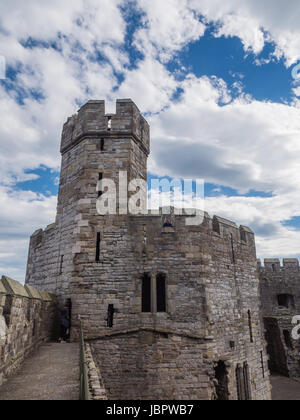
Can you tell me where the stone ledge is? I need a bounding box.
[1,276,29,298]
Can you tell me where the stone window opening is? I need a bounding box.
[240,229,246,242]
[230,234,235,264]
[3,295,13,328]
[243,362,251,400]
[141,273,151,313]
[272,264,276,272]
[95,232,101,262]
[59,255,64,275]
[212,218,220,234]
[26,300,32,322]
[141,273,167,313]
[236,362,251,400]
[156,273,166,313]
[100,138,105,151]
[283,330,293,350]
[248,310,254,343]
[277,294,294,309]
[260,351,265,378]
[214,361,229,400]
[98,172,103,198]
[107,304,115,328]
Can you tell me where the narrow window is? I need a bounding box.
[236,365,243,401]
[142,273,151,313]
[212,217,220,234]
[248,310,254,343]
[260,351,265,378]
[240,229,246,242]
[100,138,104,151]
[236,363,251,400]
[59,255,64,275]
[272,264,276,272]
[107,304,115,328]
[283,330,293,350]
[26,300,31,322]
[98,173,103,198]
[230,234,235,264]
[156,273,166,312]
[95,232,101,262]
[243,362,251,400]
[3,295,13,327]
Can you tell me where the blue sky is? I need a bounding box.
[1,0,300,281]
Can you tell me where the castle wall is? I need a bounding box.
[259,259,300,380]
[204,220,270,400]
[259,259,300,316]
[76,214,270,400]
[25,99,271,400]
[0,276,57,386]
[26,224,60,294]
[90,331,214,400]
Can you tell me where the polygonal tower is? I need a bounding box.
[26,98,149,301]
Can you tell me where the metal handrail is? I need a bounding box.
[79,321,91,400]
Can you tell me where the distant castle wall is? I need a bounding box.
[258,258,300,316]
[258,259,300,380]
[0,276,57,386]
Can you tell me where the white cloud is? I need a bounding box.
[134,0,206,61]
[0,185,57,282]
[115,57,177,113]
[1,0,300,280]
[189,0,300,65]
[149,75,300,195]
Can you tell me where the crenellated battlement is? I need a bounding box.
[152,211,255,243]
[60,99,150,155]
[257,258,300,272]
[0,276,57,385]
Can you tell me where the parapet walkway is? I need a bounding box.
[271,375,300,400]
[0,342,79,400]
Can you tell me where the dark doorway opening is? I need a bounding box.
[214,361,229,400]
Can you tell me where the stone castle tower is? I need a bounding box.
[26,99,271,400]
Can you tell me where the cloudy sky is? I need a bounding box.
[1,0,300,281]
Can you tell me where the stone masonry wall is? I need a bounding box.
[90,330,215,400]
[0,276,57,386]
[259,259,300,380]
[83,213,270,400]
